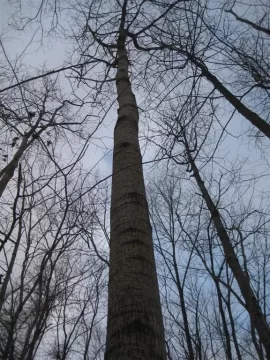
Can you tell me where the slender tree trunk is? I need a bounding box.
[225,286,242,360]
[0,135,29,199]
[225,9,270,36]
[0,166,23,312]
[184,138,270,358]
[189,56,270,138]
[214,280,233,359]
[208,234,232,359]
[171,243,194,359]
[129,34,270,138]
[105,16,166,360]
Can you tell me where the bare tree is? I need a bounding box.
[0,146,109,359]
[1,1,270,360]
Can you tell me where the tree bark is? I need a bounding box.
[184,140,270,358]
[105,21,166,360]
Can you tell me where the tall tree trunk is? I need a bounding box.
[105,12,166,360]
[183,136,270,358]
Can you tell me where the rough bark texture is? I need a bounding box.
[105,28,166,360]
[185,143,270,358]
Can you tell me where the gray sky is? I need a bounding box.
[0,0,269,208]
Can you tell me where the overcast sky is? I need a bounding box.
[0,0,269,200]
